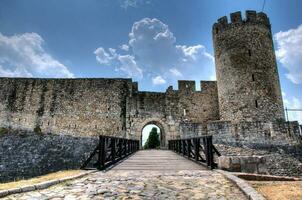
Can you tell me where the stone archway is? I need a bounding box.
[137,118,169,149]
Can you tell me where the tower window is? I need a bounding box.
[215,27,219,34]
[255,100,258,108]
[248,50,251,57]
[252,74,255,81]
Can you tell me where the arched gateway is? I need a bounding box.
[131,118,170,149]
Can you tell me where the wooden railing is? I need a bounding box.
[168,135,221,169]
[81,135,139,170]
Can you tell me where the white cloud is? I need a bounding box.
[0,32,74,78]
[121,0,143,9]
[94,47,115,65]
[94,17,214,84]
[128,18,214,79]
[152,75,166,85]
[169,68,183,77]
[118,55,143,79]
[283,93,302,124]
[210,73,216,81]
[0,65,32,77]
[108,48,118,57]
[275,24,302,84]
[120,44,129,51]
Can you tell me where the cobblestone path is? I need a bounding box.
[4,150,247,200]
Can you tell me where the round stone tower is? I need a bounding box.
[212,10,284,122]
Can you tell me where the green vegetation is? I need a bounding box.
[0,127,9,136]
[34,125,42,134]
[144,127,160,149]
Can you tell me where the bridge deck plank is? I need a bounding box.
[111,150,206,171]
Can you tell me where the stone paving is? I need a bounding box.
[3,150,247,200]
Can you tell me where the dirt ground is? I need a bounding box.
[0,170,82,190]
[249,181,302,200]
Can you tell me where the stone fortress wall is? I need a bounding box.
[0,78,219,141]
[0,10,302,182]
[0,78,133,137]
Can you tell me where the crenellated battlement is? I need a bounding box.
[213,10,270,35]
[178,80,196,92]
[177,80,217,94]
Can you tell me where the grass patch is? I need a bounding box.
[0,127,9,136]
[249,181,302,200]
[0,170,83,191]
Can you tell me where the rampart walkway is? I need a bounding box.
[4,150,247,199]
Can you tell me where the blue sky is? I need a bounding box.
[0,0,301,122]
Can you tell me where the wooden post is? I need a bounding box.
[118,138,122,158]
[194,138,200,162]
[203,137,209,167]
[123,139,127,157]
[207,136,214,169]
[98,136,106,170]
[182,140,186,156]
[187,139,191,158]
[111,138,116,163]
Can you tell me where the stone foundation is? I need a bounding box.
[0,130,98,183]
[218,156,268,174]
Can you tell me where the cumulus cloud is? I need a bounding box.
[118,55,143,79]
[152,76,166,85]
[128,18,214,80]
[94,17,214,85]
[120,44,129,51]
[0,32,74,78]
[94,47,115,65]
[282,92,302,124]
[275,24,302,84]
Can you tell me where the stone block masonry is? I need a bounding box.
[218,156,268,174]
[0,78,220,145]
[0,78,133,137]
[213,11,284,122]
[0,130,98,183]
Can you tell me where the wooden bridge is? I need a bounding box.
[81,135,221,171]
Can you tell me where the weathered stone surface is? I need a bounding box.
[216,143,302,177]
[0,131,98,182]
[0,78,219,146]
[213,11,284,122]
[218,156,268,174]
[2,170,248,200]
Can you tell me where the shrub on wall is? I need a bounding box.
[144,127,160,149]
[34,125,42,134]
[0,127,9,136]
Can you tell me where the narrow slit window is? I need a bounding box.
[255,100,258,108]
[252,74,255,81]
[248,49,251,57]
[215,28,219,34]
